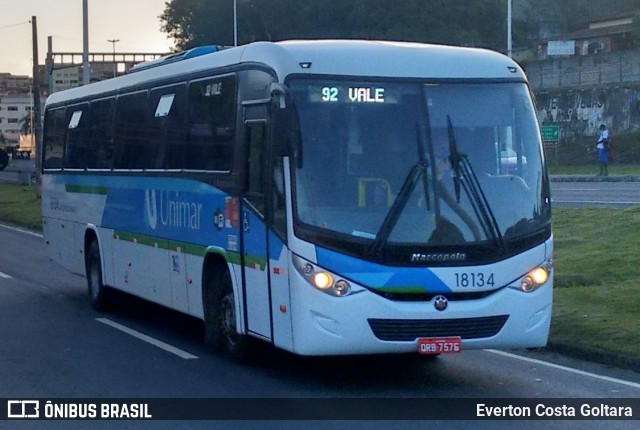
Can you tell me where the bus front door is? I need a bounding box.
[241,113,273,341]
[241,101,293,350]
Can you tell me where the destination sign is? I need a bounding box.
[310,85,394,104]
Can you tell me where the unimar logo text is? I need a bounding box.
[145,189,202,231]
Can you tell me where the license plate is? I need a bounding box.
[417,337,462,354]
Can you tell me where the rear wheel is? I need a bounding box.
[86,241,110,310]
[204,270,252,362]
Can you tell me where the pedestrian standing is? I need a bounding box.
[596,124,609,176]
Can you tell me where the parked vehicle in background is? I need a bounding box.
[500,147,527,174]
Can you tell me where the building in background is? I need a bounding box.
[50,67,80,93]
[538,10,640,59]
[0,74,41,156]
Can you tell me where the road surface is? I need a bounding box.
[0,223,639,429]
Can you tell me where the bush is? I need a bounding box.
[545,131,640,166]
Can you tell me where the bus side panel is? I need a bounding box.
[42,218,87,277]
[269,235,293,351]
[183,252,205,318]
[42,174,112,276]
[95,226,116,288]
[110,233,173,308]
[169,244,190,315]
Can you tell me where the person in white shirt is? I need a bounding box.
[596,124,609,176]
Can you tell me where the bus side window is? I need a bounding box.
[150,84,187,169]
[245,122,266,215]
[88,98,115,169]
[64,104,90,169]
[113,91,152,169]
[187,75,236,171]
[43,108,66,170]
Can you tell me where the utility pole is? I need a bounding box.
[31,16,42,187]
[507,0,512,58]
[233,0,238,46]
[46,36,53,94]
[108,38,120,77]
[82,0,90,85]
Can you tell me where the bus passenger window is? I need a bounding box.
[113,91,152,169]
[88,98,115,169]
[64,105,90,169]
[43,108,66,170]
[187,75,236,171]
[150,85,187,169]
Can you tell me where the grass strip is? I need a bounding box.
[0,183,42,230]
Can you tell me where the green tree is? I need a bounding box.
[160,0,234,49]
[160,0,514,52]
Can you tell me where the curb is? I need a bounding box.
[545,342,640,373]
[550,175,640,182]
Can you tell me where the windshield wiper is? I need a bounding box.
[368,122,433,256]
[369,161,427,256]
[416,124,431,211]
[446,116,506,252]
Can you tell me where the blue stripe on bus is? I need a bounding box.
[53,174,285,262]
[56,175,233,247]
[316,247,452,294]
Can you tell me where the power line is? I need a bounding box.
[0,21,29,30]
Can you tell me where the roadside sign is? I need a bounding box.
[541,125,559,147]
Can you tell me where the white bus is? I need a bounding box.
[41,40,553,360]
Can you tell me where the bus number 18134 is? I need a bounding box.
[454,272,495,288]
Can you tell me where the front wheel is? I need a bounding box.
[204,270,252,362]
[86,241,110,310]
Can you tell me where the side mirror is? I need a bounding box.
[269,83,299,159]
[271,107,294,157]
[270,83,287,109]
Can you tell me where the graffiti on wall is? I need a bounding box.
[536,87,640,138]
[537,92,608,136]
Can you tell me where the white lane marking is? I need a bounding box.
[487,349,640,390]
[0,223,43,238]
[96,318,198,360]
[0,271,12,279]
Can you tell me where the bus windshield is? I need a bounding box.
[290,79,550,264]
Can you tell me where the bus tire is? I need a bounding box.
[204,270,251,362]
[86,241,110,310]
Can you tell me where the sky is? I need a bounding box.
[0,0,174,76]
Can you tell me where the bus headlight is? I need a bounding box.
[293,255,352,297]
[514,260,552,293]
[313,272,334,290]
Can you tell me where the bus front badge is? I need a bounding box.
[433,295,448,311]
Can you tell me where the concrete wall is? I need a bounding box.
[525,50,640,92]
[524,50,640,139]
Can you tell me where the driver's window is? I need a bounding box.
[245,122,266,215]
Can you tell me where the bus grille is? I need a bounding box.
[367,315,509,341]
